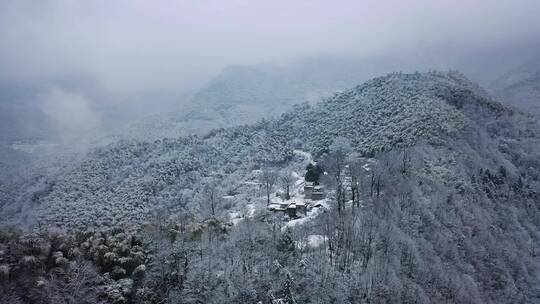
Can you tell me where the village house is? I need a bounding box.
[268,200,306,218]
[286,203,297,218]
[304,181,314,199]
[311,185,325,200]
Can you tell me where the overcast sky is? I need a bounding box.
[1,0,539,94]
[1,0,540,143]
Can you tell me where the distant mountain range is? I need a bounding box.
[117,56,432,140]
[491,57,540,115]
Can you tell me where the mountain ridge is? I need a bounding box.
[491,57,540,115]
[4,70,540,303]
[28,71,539,229]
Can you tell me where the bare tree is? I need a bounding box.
[399,147,412,175]
[280,170,294,200]
[370,152,394,199]
[348,153,364,208]
[260,168,278,206]
[322,137,352,213]
[199,177,221,218]
[40,262,102,304]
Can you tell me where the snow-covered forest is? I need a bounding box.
[2,70,540,303]
[2,1,540,303]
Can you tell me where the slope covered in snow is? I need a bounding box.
[30,71,537,228]
[118,57,405,141]
[6,71,540,303]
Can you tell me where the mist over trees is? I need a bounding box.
[2,1,540,303]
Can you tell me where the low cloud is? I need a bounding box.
[40,88,102,144]
[1,0,539,141]
[1,1,540,94]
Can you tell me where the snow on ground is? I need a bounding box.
[243,181,260,186]
[228,202,260,225]
[296,234,328,250]
[282,198,330,232]
[11,141,59,153]
[246,204,256,217]
[229,149,333,228]
[360,158,377,172]
[293,149,313,164]
[228,211,242,225]
[307,235,327,248]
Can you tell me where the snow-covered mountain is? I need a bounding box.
[491,58,540,115]
[118,56,420,140]
[30,71,538,225]
[4,71,540,303]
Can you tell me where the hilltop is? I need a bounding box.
[30,71,538,228]
[117,56,400,141]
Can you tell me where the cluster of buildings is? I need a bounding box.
[267,181,325,218]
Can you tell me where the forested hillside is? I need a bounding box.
[33,71,478,228]
[118,57,388,141]
[2,71,540,303]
